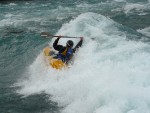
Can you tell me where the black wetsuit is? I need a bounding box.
[53,38,83,54]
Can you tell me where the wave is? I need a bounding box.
[16,12,150,113]
[137,27,150,37]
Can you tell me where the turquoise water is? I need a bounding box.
[0,0,150,113]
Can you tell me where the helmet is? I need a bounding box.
[66,40,74,47]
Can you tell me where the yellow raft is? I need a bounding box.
[43,47,66,69]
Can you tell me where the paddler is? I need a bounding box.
[53,36,83,64]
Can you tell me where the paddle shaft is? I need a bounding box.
[53,35,80,38]
[41,32,94,40]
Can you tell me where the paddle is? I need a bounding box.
[40,32,95,40]
[41,32,81,38]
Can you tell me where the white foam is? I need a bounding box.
[137,27,150,37]
[9,3,17,6]
[16,13,150,113]
[138,12,148,15]
[123,3,146,14]
[0,13,42,29]
[113,0,126,2]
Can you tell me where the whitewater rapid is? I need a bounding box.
[16,13,150,113]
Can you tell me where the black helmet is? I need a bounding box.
[66,40,74,47]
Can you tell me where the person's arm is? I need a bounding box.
[53,37,63,51]
[73,37,83,53]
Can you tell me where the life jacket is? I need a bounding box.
[57,47,73,63]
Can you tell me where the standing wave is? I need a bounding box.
[16,13,150,113]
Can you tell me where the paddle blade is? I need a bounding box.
[40,32,53,38]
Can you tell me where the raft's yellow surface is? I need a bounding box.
[43,47,66,69]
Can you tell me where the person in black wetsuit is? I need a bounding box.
[53,36,83,64]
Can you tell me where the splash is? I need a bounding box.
[123,3,149,14]
[16,13,150,113]
[137,27,150,37]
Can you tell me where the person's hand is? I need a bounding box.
[80,37,83,40]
